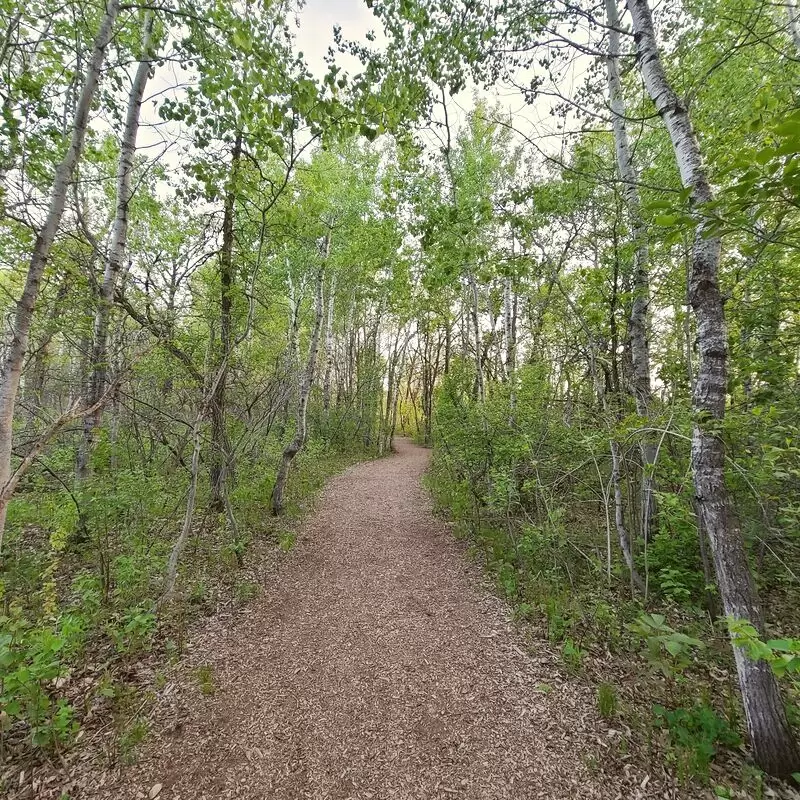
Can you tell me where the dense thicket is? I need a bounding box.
[1,0,799,790]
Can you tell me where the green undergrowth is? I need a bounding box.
[0,431,369,766]
[426,362,800,792]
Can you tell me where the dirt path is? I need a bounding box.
[86,439,670,799]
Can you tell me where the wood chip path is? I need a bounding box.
[85,438,676,799]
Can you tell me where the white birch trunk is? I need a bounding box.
[271,239,328,514]
[606,0,656,540]
[78,10,154,481]
[0,0,120,553]
[627,0,799,776]
[787,0,800,54]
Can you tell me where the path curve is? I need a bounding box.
[89,439,668,799]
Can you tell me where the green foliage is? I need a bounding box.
[629,614,705,677]
[107,607,157,656]
[653,703,741,781]
[234,581,260,603]
[597,683,617,720]
[118,718,149,765]
[194,664,216,696]
[561,638,584,672]
[729,619,800,684]
[0,610,78,748]
[278,531,297,553]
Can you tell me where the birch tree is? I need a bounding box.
[605,0,657,541]
[78,9,155,481]
[626,0,799,776]
[0,0,120,551]
[271,243,327,515]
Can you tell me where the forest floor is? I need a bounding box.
[66,438,683,799]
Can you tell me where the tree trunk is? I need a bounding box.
[78,9,154,482]
[271,242,327,515]
[210,133,242,511]
[24,277,71,423]
[0,0,120,554]
[504,275,518,413]
[606,0,657,540]
[611,439,645,593]
[787,0,800,54]
[468,273,484,402]
[322,273,337,413]
[628,0,799,777]
[160,407,203,605]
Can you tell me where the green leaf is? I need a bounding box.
[654,215,678,227]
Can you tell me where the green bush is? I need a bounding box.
[0,610,80,748]
[653,703,741,781]
[597,683,617,719]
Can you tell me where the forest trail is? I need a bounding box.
[89,439,666,800]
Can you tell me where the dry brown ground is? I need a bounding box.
[77,438,683,800]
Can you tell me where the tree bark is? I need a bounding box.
[322,273,337,413]
[787,0,800,54]
[160,407,203,605]
[627,0,799,777]
[606,0,657,540]
[210,133,242,511]
[78,9,154,482]
[271,241,327,515]
[0,0,120,553]
[468,273,484,402]
[611,439,645,593]
[24,277,71,423]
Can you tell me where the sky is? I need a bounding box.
[294,0,378,78]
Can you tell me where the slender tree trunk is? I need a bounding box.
[160,407,203,605]
[611,439,645,593]
[271,241,327,515]
[78,9,154,481]
[606,0,657,540]
[345,300,355,405]
[444,320,451,375]
[0,0,120,553]
[787,0,800,54]
[24,277,71,423]
[468,273,484,402]
[504,275,518,413]
[210,133,242,511]
[628,0,799,777]
[322,273,337,413]
[289,272,301,366]
[378,329,399,456]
